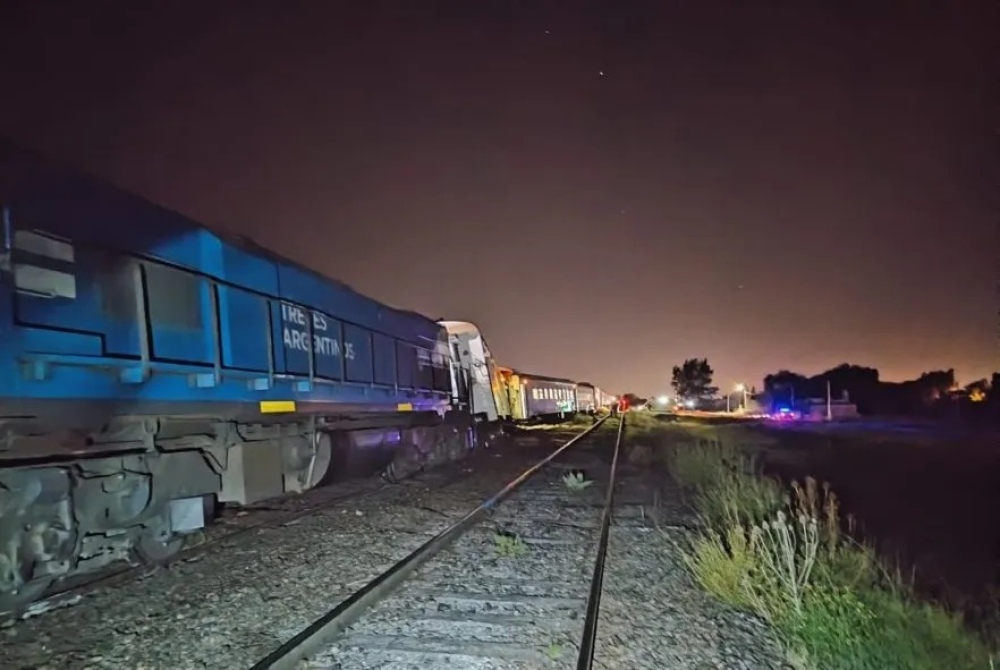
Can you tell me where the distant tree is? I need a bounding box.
[763,370,809,397]
[760,363,974,416]
[670,358,718,399]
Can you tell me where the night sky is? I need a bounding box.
[0,2,995,396]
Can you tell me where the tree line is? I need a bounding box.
[763,364,1000,421]
[652,358,1000,423]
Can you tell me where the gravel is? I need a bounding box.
[0,442,535,670]
[308,435,791,670]
[593,475,792,669]
[310,452,610,670]
[0,425,792,670]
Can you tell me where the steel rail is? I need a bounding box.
[576,413,625,669]
[248,416,610,670]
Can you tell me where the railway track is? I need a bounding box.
[249,415,638,670]
[2,449,481,625]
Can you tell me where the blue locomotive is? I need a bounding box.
[0,142,612,613]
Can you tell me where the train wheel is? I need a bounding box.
[0,553,54,615]
[304,432,334,489]
[132,531,186,565]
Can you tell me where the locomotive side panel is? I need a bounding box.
[0,143,467,613]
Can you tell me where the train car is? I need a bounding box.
[505,371,578,420]
[575,382,597,414]
[593,386,617,409]
[439,320,511,424]
[496,366,524,420]
[0,142,477,611]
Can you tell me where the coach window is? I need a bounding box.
[144,261,202,330]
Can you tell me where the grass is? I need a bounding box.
[656,420,995,669]
[494,530,528,558]
[562,471,593,491]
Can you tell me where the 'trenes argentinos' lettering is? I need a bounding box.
[280,303,355,360]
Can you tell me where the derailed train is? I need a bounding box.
[0,143,616,612]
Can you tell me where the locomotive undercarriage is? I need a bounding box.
[0,413,474,614]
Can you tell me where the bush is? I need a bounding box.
[672,430,994,669]
[664,436,784,529]
[665,438,738,491]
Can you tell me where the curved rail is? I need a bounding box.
[249,416,610,670]
[576,413,625,668]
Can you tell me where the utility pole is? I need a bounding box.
[826,379,832,421]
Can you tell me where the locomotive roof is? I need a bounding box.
[0,138,440,330]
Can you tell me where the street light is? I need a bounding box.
[728,383,749,413]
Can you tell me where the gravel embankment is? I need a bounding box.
[0,438,543,670]
[308,434,791,669]
[314,452,611,669]
[594,472,791,669]
[1,425,791,669]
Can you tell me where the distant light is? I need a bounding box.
[685,400,696,408]
[656,395,669,406]
[598,70,605,76]
[735,383,745,392]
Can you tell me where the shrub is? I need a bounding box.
[673,430,995,669]
[696,467,785,531]
[664,438,739,491]
[685,522,757,610]
[664,436,785,529]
